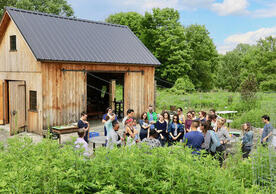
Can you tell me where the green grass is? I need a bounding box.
[156,89,276,129]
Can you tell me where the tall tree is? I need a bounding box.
[185,24,218,91]
[105,12,144,38]
[142,8,192,83]
[0,0,74,17]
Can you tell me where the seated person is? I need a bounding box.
[185,111,193,132]
[74,128,91,157]
[107,120,124,149]
[77,112,89,143]
[184,120,204,154]
[141,129,161,148]
[168,114,184,145]
[125,118,139,146]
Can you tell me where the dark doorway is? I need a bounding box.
[86,72,124,120]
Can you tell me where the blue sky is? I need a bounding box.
[68,0,276,54]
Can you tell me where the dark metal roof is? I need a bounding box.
[5,7,160,65]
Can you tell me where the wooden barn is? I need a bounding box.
[0,7,160,135]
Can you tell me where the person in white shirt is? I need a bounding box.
[74,128,91,157]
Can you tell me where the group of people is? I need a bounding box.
[75,105,274,162]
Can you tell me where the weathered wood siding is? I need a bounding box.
[0,14,42,134]
[41,63,155,128]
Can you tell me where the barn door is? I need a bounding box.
[9,81,26,135]
[0,80,4,125]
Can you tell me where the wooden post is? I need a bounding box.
[0,80,3,125]
[154,80,157,111]
[109,80,116,110]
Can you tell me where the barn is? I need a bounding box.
[0,7,160,135]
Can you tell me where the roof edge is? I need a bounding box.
[5,6,128,29]
[38,58,160,66]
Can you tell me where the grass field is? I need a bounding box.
[156,89,276,129]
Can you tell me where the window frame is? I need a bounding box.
[9,35,17,51]
[29,90,37,112]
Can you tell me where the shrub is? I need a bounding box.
[170,76,195,95]
[0,138,270,193]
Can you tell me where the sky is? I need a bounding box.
[68,0,276,54]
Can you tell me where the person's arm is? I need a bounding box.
[176,124,184,139]
[263,131,273,142]
[223,128,231,144]
[168,124,174,138]
[126,126,135,138]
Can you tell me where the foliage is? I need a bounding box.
[106,12,144,38]
[185,24,218,91]
[217,37,276,92]
[0,138,270,193]
[0,0,74,17]
[106,8,217,91]
[170,76,195,94]
[239,74,258,102]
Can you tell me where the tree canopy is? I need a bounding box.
[106,8,218,91]
[0,0,74,17]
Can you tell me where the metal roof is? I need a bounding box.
[5,7,160,65]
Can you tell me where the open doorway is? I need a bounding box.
[86,72,124,120]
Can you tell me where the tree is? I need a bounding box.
[0,0,74,17]
[185,24,218,91]
[105,12,144,38]
[142,8,192,83]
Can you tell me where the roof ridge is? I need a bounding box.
[5,6,128,28]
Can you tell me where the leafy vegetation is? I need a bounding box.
[0,137,273,193]
[0,0,74,17]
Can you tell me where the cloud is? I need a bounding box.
[211,0,249,16]
[217,26,276,54]
[252,3,276,18]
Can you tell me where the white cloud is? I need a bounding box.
[218,26,276,54]
[252,3,276,18]
[211,0,249,16]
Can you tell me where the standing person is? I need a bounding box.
[74,128,91,157]
[155,114,167,146]
[241,122,254,158]
[102,107,117,136]
[139,112,151,141]
[147,105,157,130]
[198,111,206,122]
[215,118,231,151]
[104,114,116,137]
[261,115,273,145]
[168,114,184,145]
[209,109,221,119]
[122,109,134,127]
[185,111,193,132]
[183,120,204,154]
[107,120,124,149]
[141,130,161,148]
[177,107,185,124]
[77,112,89,143]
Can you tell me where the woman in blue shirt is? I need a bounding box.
[168,114,184,146]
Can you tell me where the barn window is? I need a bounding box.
[30,91,37,111]
[10,35,17,51]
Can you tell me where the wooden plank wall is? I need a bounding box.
[0,81,3,124]
[42,64,86,129]
[0,16,42,134]
[42,63,155,128]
